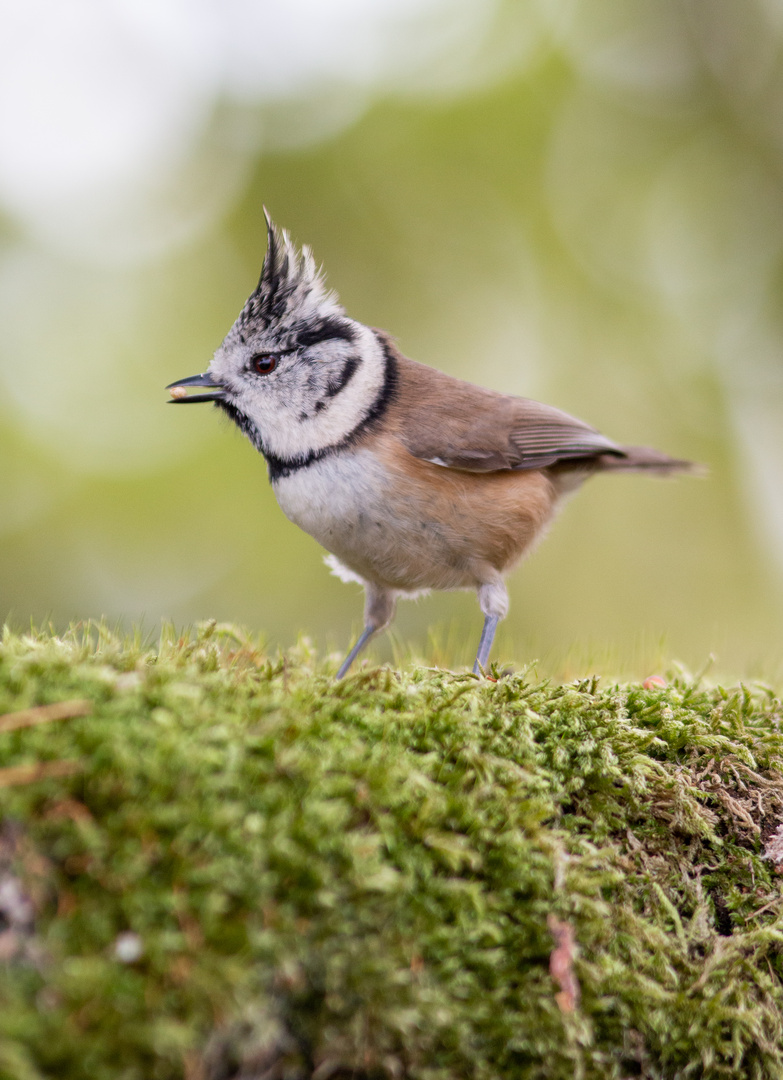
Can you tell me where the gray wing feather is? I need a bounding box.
[407,399,622,473]
[506,406,622,469]
[392,352,624,473]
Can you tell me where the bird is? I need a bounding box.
[167,213,694,678]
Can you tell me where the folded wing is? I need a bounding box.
[393,353,624,473]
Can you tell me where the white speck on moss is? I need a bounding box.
[114,931,144,963]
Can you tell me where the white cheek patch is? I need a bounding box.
[243,327,387,460]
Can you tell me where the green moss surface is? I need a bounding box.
[0,623,782,1079]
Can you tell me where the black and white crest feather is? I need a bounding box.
[237,212,343,336]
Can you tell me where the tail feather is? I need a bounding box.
[597,446,702,476]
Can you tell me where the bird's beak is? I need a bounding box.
[166,372,226,404]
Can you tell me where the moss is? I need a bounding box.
[0,622,781,1079]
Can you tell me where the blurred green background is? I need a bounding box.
[1,0,782,680]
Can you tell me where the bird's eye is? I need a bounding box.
[252,353,277,375]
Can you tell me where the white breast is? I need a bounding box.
[273,449,389,562]
[272,447,479,593]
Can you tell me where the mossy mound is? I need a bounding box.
[0,623,782,1080]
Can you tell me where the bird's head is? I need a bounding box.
[167,213,389,467]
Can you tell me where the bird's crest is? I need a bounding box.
[237,211,342,334]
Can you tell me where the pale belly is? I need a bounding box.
[272,450,468,591]
[272,445,559,593]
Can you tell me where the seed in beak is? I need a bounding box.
[169,386,189,399]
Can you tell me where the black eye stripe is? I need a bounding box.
[296,317,355,348]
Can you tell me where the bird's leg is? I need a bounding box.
[336,627,376,679]
[473,614,500,675]
[473,577,509,676]
[336,584,397,679]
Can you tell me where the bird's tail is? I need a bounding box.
[597,446,703,476]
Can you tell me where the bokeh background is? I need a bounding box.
[2,0,782,680]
